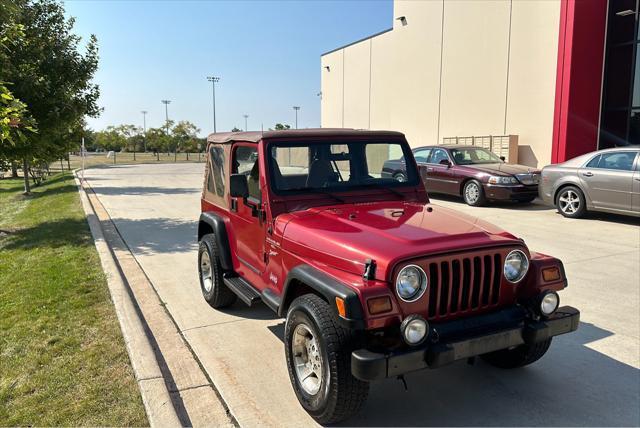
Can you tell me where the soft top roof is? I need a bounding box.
[206,128,405,144]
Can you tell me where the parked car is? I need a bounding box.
[198,129,579,423]
[540,147,640,218]
[383,145,541,206]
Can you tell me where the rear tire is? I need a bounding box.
[463,180,486,206]
[555,186,586,218]
[481,338,552,369]
[198,234,237,308]
[285,294,369,424]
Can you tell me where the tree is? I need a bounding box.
[274,123,291,130]
[1,0,100,193]
[231,127,242,132]
[171,120,200,160]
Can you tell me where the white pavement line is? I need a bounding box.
[74,175,181,428]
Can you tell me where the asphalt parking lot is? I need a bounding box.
[84,163,639,427]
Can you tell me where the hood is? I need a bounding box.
[278,201,521,281]
[462,163,540,176]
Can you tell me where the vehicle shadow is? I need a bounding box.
[91,186,200,196]
[108,217,198,255]
[429,194,553,212]
[572,211,640,226]
[340,321,639,427]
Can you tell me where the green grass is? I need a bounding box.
[0,173,147,426]
[48,152,205,172]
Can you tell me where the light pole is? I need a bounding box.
[243,114,249,131]
[293,106,300,129]
[207,76,220,132]
[141,110,147,153]
[161,100,171,159]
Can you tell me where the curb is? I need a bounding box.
[74,173,234,427]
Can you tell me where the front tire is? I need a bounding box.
[556,186,586,218]
[463,179,487,206]
[393,172,407,182]
[481,338,552,369]
[198,234,237,308]
[285,294,369,424]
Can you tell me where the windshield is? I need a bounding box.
[268,140,419,194]
[450,147,502,165]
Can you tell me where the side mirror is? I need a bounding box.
[500,156,506,162]
[439,159,452,167]
[230,174,249,198]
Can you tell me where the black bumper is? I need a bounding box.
[485,184,539,201]
[351,306,579,381]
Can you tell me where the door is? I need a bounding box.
[425,148,457,194]
[633,157,640,213]
[579,151,637,212]
[228,143,267,281]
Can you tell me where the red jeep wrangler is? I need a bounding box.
[197,129,579,423]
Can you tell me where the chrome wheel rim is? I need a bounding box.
[395,173,406,182]
[292,323,323,395]
[200,251,213,293]
[465,183,480,204]
[559,190,580,214]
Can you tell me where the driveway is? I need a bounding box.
[84,163,640,426]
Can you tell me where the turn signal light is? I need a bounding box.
[542,267,561,282]
[335,297,346,317]
[367,296,392,315]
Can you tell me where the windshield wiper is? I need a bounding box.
[288,187,345,204]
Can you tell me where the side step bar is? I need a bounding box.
[223,276,261,306]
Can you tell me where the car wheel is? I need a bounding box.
[481,338,552,369]
[393,172,407,182]
[556,186,586,218]
[198,234,237,308]
[285,294,369,424]
[463,180,486,206]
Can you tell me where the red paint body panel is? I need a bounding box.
[552,0,608,163]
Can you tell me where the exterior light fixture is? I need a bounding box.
[396,16,407,26]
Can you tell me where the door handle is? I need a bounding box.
[427,167,434,171]
[582,172,594,177]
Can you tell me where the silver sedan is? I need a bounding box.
[540,147,640,218]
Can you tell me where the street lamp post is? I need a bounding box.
[161,100,172,160]
[293,106,300,129]
[243,114,249,131]
[141,110,147,153]
[207,76,220,133]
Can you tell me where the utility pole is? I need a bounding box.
[243,114,249,131]
[293,106,300,129]
[141,110,148,152]
[207,76,220,132]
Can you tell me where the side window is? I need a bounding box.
[209,146,225,197]
[413,148,431,164]
[428,148,449,164]
[233,145,261,199]
[588,152,636,171]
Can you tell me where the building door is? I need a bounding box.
[599,0,640,148]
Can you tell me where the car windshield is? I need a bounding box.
[450,147,502,165]
[268,140,419,194]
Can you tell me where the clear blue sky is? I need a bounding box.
[65,0,393,136]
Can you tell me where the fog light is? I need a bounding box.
[400,315,429,346]
[539,291,559,316]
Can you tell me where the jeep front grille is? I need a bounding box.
[425,252,502,319]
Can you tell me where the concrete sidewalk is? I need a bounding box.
[83,163,640,427]
[76,174,233,427]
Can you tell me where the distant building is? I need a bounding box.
[320,0,638,167]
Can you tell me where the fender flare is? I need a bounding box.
[198,212,233,271]
[279,264,364,329]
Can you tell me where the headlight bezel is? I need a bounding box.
[488,175,519,185]
[395,264,428,302]
[503,249,530,283]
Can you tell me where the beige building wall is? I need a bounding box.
[320,0,561,167]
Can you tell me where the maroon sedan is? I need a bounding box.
[382,145,540,206]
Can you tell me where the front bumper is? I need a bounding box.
[484,183,539,201]
[351,305,579,381]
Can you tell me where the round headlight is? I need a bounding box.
[396,265,427,302]
[504,250,529,283]
[400,315,429,346]
[540,291,559,316]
